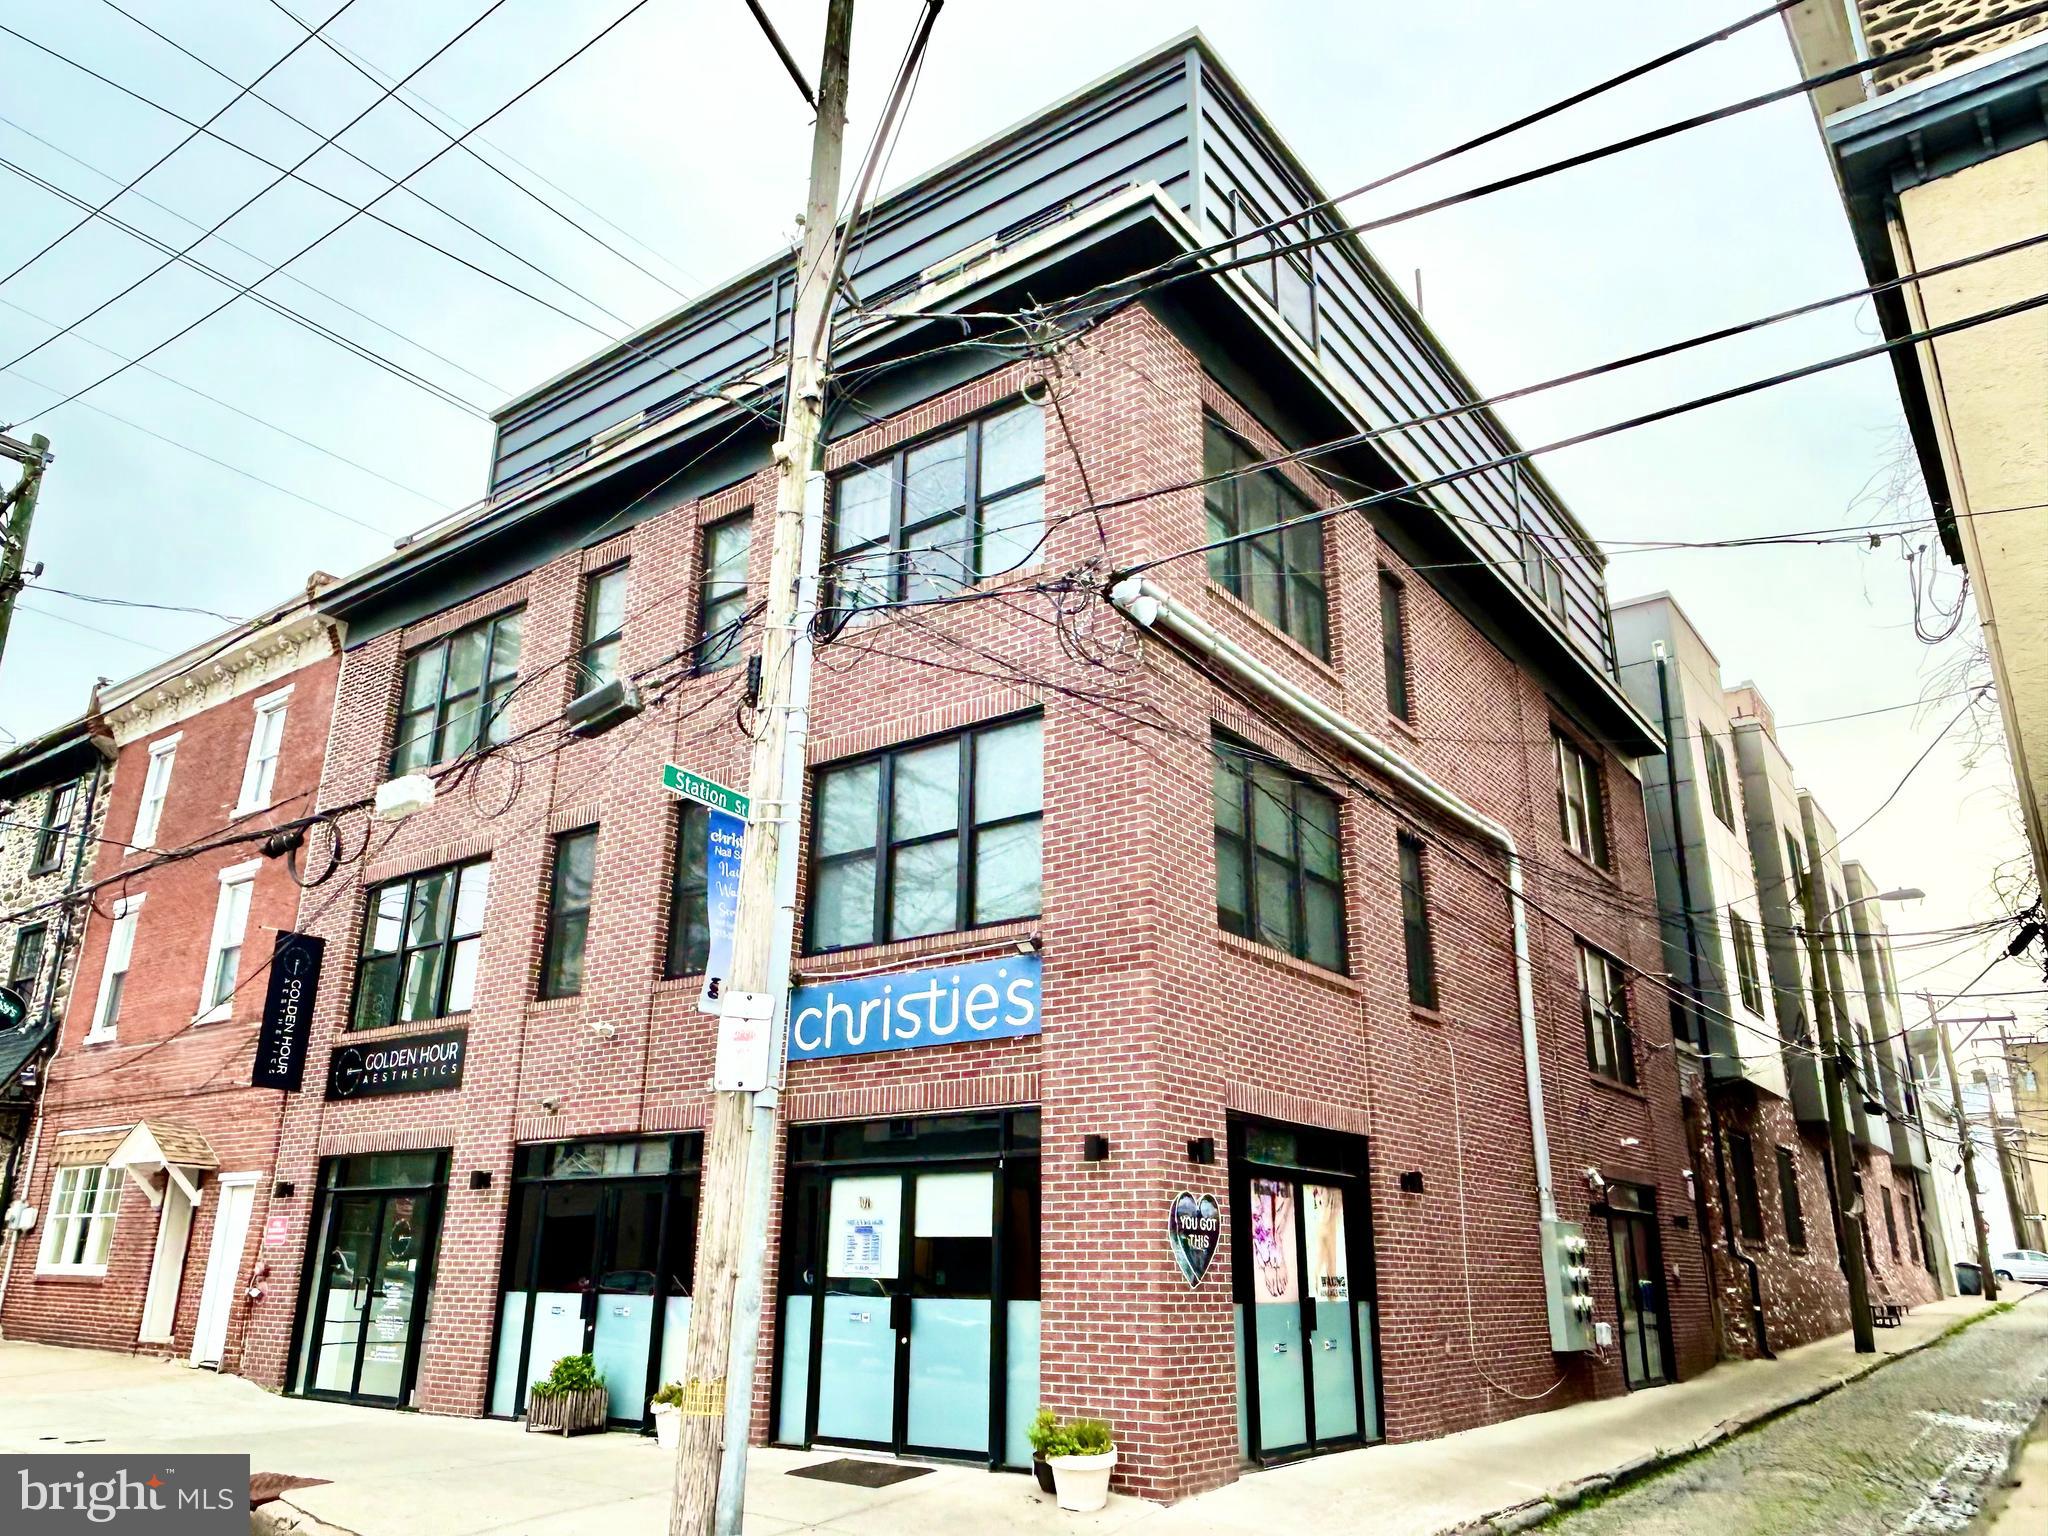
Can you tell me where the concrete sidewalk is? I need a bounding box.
[0,1293,2024,1536]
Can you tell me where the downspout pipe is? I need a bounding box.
[1109,577,1556,1220]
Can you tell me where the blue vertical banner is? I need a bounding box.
[699,809,746,1013]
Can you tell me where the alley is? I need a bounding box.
[1549,1300,2048,1536]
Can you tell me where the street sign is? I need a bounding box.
[661,763,749,819]
[0,985,26,1031]
[699,809,745,1013]
[714,989,775,1091]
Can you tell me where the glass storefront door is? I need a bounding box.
[488,1136,701,1427]
[1605,1184,1672,1390]
[295,1152,446,1407]
[1231,1119,1381,1464]
[777,1110,1038,1466]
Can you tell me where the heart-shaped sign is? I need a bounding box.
[1169,1191,1221,1288]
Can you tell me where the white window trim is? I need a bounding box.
[132,733,182,848]
[234,686,294,817]
[85,893,145,1044]
[36,1163,122,1276]
[196,860,261,1024]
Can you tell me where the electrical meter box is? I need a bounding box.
[1543,1214,1597,1352]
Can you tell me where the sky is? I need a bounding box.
[0,0,2038,1031]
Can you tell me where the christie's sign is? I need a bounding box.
[787,953,1041,1062]
[326,1026,466,1101]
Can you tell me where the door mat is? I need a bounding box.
[787,1458,933,1489]
[250,1472,332,1507]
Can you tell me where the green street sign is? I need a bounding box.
[662,764,749,819]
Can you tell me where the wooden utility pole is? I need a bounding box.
[0,431,52,676]
[1934,1004,1998,1301]
[1804,867,1875,1352]
[668,5,852,1535]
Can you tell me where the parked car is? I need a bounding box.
[1990,1249,2048,1284]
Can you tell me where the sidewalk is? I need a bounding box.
[0,1293,2019,1536]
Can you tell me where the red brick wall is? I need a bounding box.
[228,306,1714,1500]
[2,641,339,1366]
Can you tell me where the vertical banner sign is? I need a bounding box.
[699,809,745,1013]
[252,931,323,1092]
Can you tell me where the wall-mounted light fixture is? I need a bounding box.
[1398,1170,1425,1194]
[469,1170,493,1190]
[1186,1137,1215,1165]
[272,1180,295,1200]
[1082,1135,1111,1162]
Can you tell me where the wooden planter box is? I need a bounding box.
[525,1387,608,1436]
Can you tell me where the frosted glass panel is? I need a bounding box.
[1233,1305,1249,1459]
[777,1296,811,1443]
[1002,1301,1039,1468]
[1253,1304,1306,1452]
[914,1172,992,1236]
[659,1296,692,1393]
[1309,1299,1357,1440]
[907,1299,990,1451]
[593,1294,655,1420]
[525,1292,587,1413]
[1357,1301,1379,1439]
[491,1293,527,1416]
[816,1295,893,1442]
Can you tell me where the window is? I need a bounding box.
[390,610,524,775]
[577,565,628,693]
[1213,733,1346,972]
[133,735,179,846]
[37,1164,120,1275]
[1784,831,1807,899]
[1776,1146,1807,1251]
[1554,731,1608,867]
[1579,942,1635,1085]
[236,689,291,814]
[807,715,1041,953]
[88,895,143,1042]
[8,922,46,1006]
[1379,570,1410,722]
[1729,1132,1764,1244]
[1203,419,1329,657]
[1277,252,1315,344]
[1883,1186,1900,1260]
[1398,833,1436,1010]
[829,404,1044,609]
[666,802,711,978]
[31,779,77,876]
[540,829,598,999]
[1522,532,1567,622]
[352,861,490,1029]
[1729,909,1764,1015]
[696,516,751,671]
[1700,724,1736,829]
[198,862,257,1022]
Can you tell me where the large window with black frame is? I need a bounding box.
[696,514,752,671]
[7,922,46,1008]
[1579,941,1635,1086]
[1203,418,1329,657]
[352,860,491,1029]
[1776,1145,1807,1251]
[1397,833,1435,1010]
[576,566,627,695]
[1553,728,1608,867]
[539,829,598,1000]
[827,403,1044,611]
[391,610,524,773]
[806,714,1042,953]
[1213,732,1346,974]
[30,780,76,876]
[666,801,711,977]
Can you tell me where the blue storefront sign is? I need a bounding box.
[788,953,1042,1062]
[699,809,745,1012]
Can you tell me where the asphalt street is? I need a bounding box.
[1549,1299,2048,1536]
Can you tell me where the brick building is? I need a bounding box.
[219,36,1726,1502]
[0,588,339,1370]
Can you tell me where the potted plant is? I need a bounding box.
[1033,1410,1117,1512]
[1025,1408,1058,1495]
[525,1354,608,1436]
[650,1381,686,1450]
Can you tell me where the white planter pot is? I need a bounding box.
[1048,1448,1116,1512]
[652,1404,680,1450]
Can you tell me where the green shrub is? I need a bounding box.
[651,1381,687,1409]
[1027,1407,1114,1458]
[529,1354,601,1399]
[1067,1419,1113,1456]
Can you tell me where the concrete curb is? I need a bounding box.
[1444,1308,2008,1535]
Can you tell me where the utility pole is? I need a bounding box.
[1979,1063,2033,1253]
[1933,1003,1998,1302]
[668,5,852,1536]
[0,431,52,676]
[1804,865,1875,1352]
[1992,1021,2045,1249]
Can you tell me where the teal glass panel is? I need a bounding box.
[1309,1299,1357,1440]
[659,1296,693,1397]
[816,1295,894,1442]
[907,1299,990,1452]
[1357,1301,1380,1438]
[777,1296,811,1444]
[593,1294,655,1420]
[524,1293,587,1414]
[1253,1302,1306,1452]
[490,1293,527,1416]
[1234,1305,1249,1459]
[1002,1301,1040,1468]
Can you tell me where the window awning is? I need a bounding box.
[51,1127,131,1166]
[103,1121,219,1208]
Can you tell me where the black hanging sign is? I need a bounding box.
[252,931,324,1092]
[1169,1190,1221,1287]
[326,1025,466,1101]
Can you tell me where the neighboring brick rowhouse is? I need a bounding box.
[0,603,339,1367]
[238,305,1712,1501]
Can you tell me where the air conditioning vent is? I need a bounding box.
[567,678,644,738]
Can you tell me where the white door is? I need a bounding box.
[190,1177,257,1368]
[138,1182,196,1344]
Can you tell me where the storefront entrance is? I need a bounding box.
[776,1109,1038,1467]
[488,1136,701,1426]
[1230,1118,1382,1464]
[292,1152,446,1406]
[1604,1182,1672,1390]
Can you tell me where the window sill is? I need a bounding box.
[654,972,705,994]
[798,920,1039,980]
[525,993,584,1016]
[1201,581,1341,681]
[231,800,271,820]
[1560,844,1617,882]
[1588,1071,1647,1102]
[81,1031,117,1048]
[350,1011,473,1038]
[1216,929,1360,994]
[192,1006,232,1028]
[1382,711,1420,744]
[1410,1002,1449,1026]
[34,1267,108,1281]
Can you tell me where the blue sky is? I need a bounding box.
[0,0,2032,1014]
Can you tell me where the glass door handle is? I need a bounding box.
[1271,1341,1288,1354]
